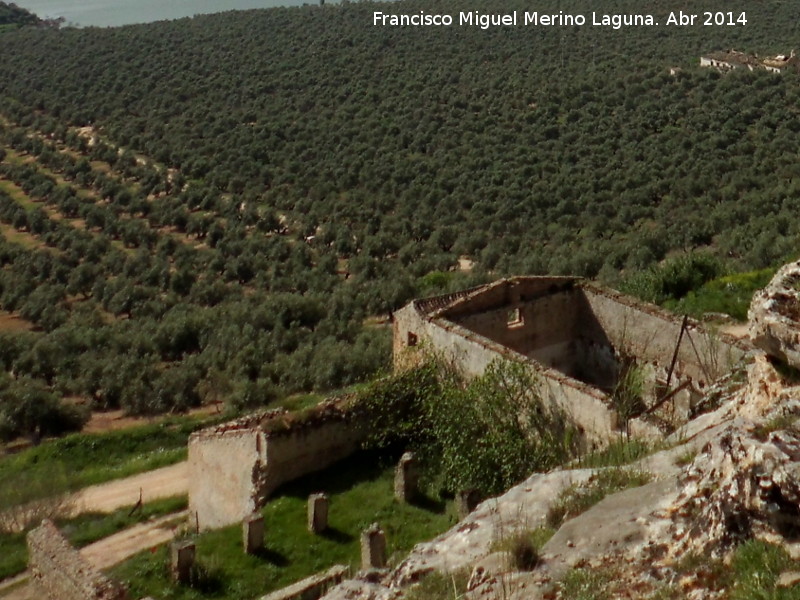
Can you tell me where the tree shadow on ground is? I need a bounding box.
[253,546,290,567]
[319,526,354,544]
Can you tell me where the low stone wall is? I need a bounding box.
[27,519,128,600]
[190,401,366,531]
[258,403,366,500]
[259,565,348,600]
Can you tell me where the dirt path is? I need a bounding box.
[70,461,188,516]
[80,511,188,569]
[0,511,187,600]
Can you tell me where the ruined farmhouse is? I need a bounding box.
[700,49,799,73]
[393,276,748,442]
[186,276,747,533]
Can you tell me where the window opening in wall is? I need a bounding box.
[407,332,418,347]
[507,307,523,327]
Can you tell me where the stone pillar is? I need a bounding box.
[456,489,480,519]
[308,493,329,533]
[171,540,196,583]
[394,452,419,503]
[360,523,386,570]
[243,513,264,554]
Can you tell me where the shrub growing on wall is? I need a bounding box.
[421,360,578,496]
[357,359,579,497]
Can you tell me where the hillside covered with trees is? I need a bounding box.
[0,2,40,28]
[0,0,798,435]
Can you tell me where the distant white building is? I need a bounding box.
[701,49,798,73]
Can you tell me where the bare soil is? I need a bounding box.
[0,311,34,333]
[82,404,220,434]
[70,462,188,516]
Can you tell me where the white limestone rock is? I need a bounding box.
[749,260,800,369]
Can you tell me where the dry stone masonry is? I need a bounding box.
[27,519,128,600]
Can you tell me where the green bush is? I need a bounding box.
[670,267,777,321]
[423,360,579,496]
[621,253,726,305]
[558,567,615,600]
[358,360,579,497]
[0,416,209,492]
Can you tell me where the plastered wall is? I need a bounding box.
[27,519,128,600]
[189,404,366,531]
[397,308,618,443]
[581,285,747,385]
[189,427,263,531]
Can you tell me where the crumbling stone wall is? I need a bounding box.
[394,276,749,440]
[27,519,128,600]
[189,401,366,531]
[396,303,620,443]
[258,410,364,500]
[582,283,746,385]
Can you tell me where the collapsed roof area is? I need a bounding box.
[394,277,749,441]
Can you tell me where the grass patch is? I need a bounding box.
[574,437,652,469]
[0,496,187,581]
[547,468,652,529]
[113,451,457,600]
[667,268,777,321]
[0,530,26,581]
[490,526,554,571]
[405,570,470,600]
[60,496,187,547]
[0,178,36,209]
[0,222,43,250]
[668,541,798,598]
[673,449,698,467]
[0,415,215,497]
[558,567,615,600]
[753,413,800,441]
[730,540,797,600]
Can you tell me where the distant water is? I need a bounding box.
[12,0,327,27]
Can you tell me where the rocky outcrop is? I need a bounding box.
[749,260,800,369]
[663,426,800,558]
